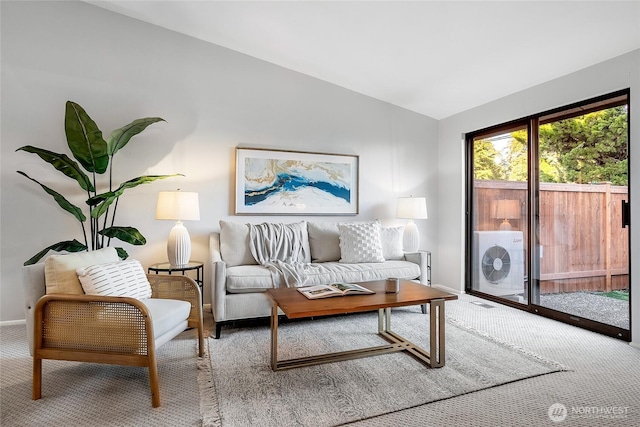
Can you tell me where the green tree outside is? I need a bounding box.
[474,106,628,185]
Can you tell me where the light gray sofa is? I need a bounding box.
[209,220,429,338]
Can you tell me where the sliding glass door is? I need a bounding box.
[467,90,630,341]
[534,96,630,339]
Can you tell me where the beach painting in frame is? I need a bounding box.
[235,148,359,215]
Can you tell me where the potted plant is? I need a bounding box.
[17,101,180,265]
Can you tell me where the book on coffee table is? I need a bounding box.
[297,282,374,299]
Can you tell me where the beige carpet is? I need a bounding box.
[203,306,567,426]
[0,324,206,427]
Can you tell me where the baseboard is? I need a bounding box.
[630,341,640,350]
[432,283,464,294]
[0,319,26,327]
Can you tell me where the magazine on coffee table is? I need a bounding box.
[297,282,374,299]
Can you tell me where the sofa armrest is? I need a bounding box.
[209,232,227,321]
[404,251,429,285]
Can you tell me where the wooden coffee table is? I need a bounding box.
[265,280,458,371]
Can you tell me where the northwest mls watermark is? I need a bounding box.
[548,403,630,422]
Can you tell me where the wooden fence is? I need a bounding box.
[474,180,629,294]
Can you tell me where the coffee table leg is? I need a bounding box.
[270,302,278,370]
[377,308,392,332]
[429,298,445,367]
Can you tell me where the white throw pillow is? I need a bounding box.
[307,222,341,262]
[338,221,385,263]
[77,259,152,300]
[380,226,405,260]
[44,247,121,295]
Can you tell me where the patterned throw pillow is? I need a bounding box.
[77,259,152,300]
[338,221,385,263]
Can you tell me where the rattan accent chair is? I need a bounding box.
[23,262,204,408]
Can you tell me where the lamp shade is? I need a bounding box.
[491,199,520,220]
[156,191,200,221]
[396,197,428,219]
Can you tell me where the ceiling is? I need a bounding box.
[90,1,640,120]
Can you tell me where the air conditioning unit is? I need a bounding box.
[473,231,525,297]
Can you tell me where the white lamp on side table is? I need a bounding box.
[397,196,428,253]
[156,191,200,266]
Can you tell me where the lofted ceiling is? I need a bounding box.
[89,1,640,120]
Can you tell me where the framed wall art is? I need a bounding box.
[235,147,359,215]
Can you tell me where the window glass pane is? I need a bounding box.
[472,125,528,304]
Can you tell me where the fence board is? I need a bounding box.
[474,180,629,294]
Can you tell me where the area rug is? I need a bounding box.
[0,325,204,427]
[202,306,567,426]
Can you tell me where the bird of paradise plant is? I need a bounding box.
[17,101,180,265]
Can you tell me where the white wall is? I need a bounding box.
[437,49,640,345]
[0,1,438,322]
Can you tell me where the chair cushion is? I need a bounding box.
[141,298,191,339]
[77,259,152,300]
[44,247,120,295]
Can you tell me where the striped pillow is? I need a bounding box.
[77,259,152,300]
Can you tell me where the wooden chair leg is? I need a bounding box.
[197,323,205,357]
[148,351,160,408]
[32,357,42,400]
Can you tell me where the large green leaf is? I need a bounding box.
[16,146,94,192]
[17,171,87,222]
[99,226,146,245]
[107,117,166,156]
[65,101,109,174]
[24,239,87,266]
[89,174,182,218]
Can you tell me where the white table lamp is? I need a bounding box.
[397,196,428,252]
[156,191,200,266]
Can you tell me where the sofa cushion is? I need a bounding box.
[77,259,152,300]
[226,265,273,293]
[338,221,385,263]
[44,247,121,295]
[307,222,341,262]
[225,261,421,294]
[306,261,420,285]
[380,226,405,260]
[219,220,257,267]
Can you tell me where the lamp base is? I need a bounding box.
[403,220,420,253]
[499,219,513,231]
[167,221,191,266]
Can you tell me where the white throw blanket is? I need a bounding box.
[248,222,309,288]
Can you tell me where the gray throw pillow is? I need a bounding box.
[307,222,341,262]
[219,220,257,267]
